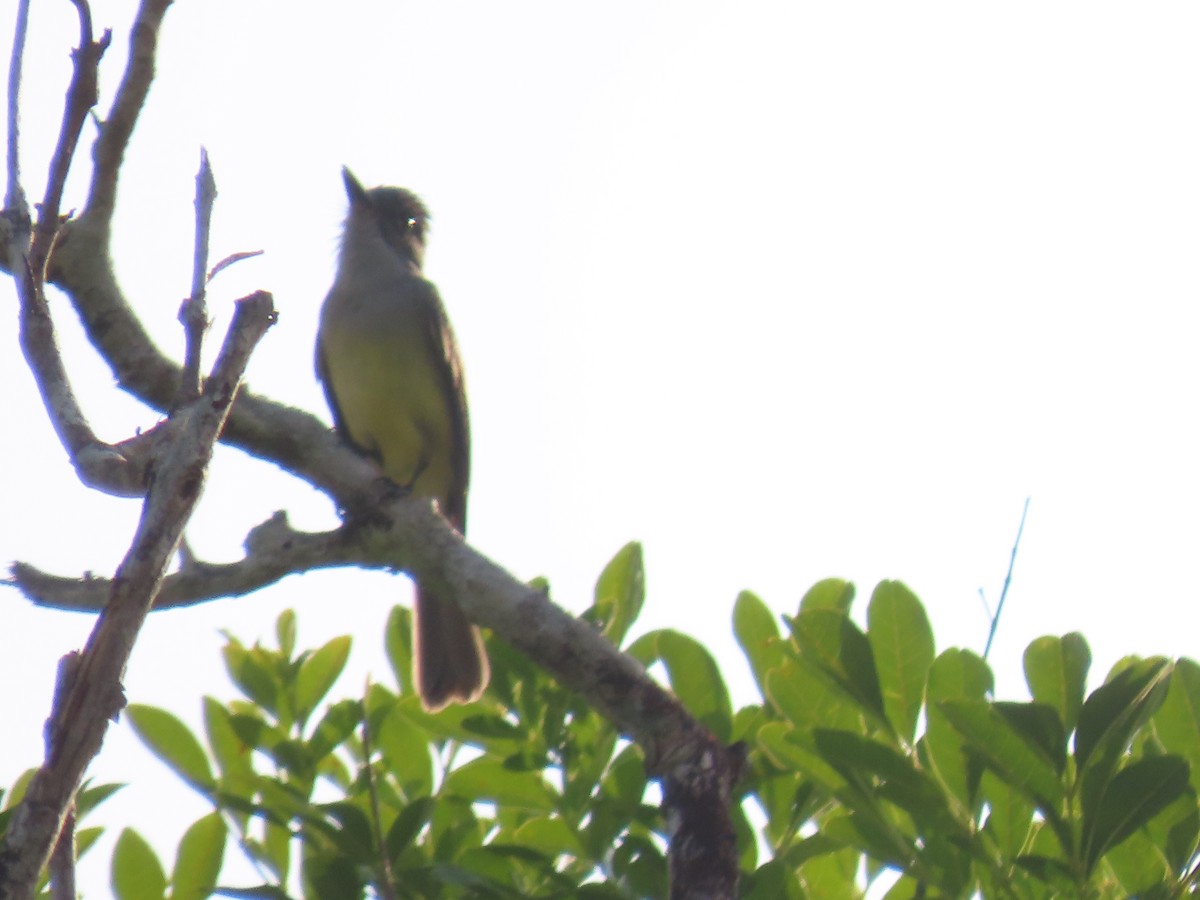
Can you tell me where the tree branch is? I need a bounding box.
[1,0,745,893]
[0,291,275,899]
[2,0,151,499]
[174,147,215,410]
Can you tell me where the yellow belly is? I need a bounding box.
[320,324,456,504]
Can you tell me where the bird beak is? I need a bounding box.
[342,167,368,206]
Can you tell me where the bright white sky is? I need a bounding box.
[3,2,1199,894]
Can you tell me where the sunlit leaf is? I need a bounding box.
[1153,658,1200,793]
[923,648,992,808]
[1082,756,1190,873]
[733,590,786,697]
[589,542,644,647]
[111,828,166,900]
[630,629,732,741]
[203,697,251,781]
[170,812,226,900]
[275,609,296,660]
[294,635,352,726]
[867,581,934,742]
[385,605,414,698]
[221,640,280,714]
[798,578,856,614]
[939,699,1065,812]
[792,609,886,725]
[443,758,557,811]
[126,705,214,793]
[1023,633,1090,735]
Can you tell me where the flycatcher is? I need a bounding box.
[316,168,488,710]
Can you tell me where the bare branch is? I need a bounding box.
[5,0,29,211]
[11,512,361,612]
[0,291,275,897]
[174,148,216,410]
[33,1,110,279]
[2,0,150,500]
[82,0,171,227]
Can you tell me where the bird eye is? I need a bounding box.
[407,217,417,228]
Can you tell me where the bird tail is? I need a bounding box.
[413,586,489,710]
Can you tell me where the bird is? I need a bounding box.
[315,168,488,710]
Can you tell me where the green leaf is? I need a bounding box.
[733,590,786,696]
[170,812,226,900]
[866,581,934,743]
[923,648,992,808]
[589,542,644,647]
[443,758,557,811]
[386,796,434,860]
[1103,826,1172,896]
[375,705,434,798]
[766,659,869,735]
[1143,788,1200,874]
[756,721,846,794]
[791,609,887,726]
[308,699,362,760]
[203,697,251,781]
[76,780,124,818]
[303,853,364,898]
[1081,755,1191,873]
[980,769,1035,861]
[1075,657,1172,775]
[599,744,650,806]
[385,605,414,698]
[222,641,280,714]
[76,825,104,859]
[1023,633,1090,736]
[742,859,806,899]
[994,701,1067,776]
[797,847,861,900]
[312,801,375,861]
[813,729,955,834]
[938,699,1065,812]
[294,635,352,726]
[2,768,35,810]
[798,578,856,614]
[823,810,911,872]
[126,705,214,793]
[111,828,167,900]
[629,629,732,741]
[275,609,296,660]
[511,815,586,858]
[1153,658,1200,793]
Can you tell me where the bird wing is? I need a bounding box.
[414,278,471,533]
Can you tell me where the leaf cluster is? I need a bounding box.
[737,578,1200,898]
[7,547,1200,898]
[105,544,672,899]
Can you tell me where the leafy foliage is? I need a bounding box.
[92,549,1200,897]
[0,773,121,898]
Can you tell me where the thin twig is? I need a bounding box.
[82,0,170,226]
[3,0,148,498]
[33,0,110,280]
[207,248,263,283]
[47,809,75,900]
[983,497,1031,660]
[4,0,30,211]
[360,680,398,900]
[174,147,216,410]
